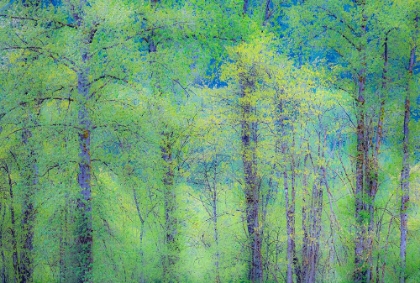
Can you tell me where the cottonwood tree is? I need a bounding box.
[398,2,419,282]
[288,1,407,281]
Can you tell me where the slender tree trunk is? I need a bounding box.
[208,160,221,283]
[19,163,36,283]
[283,138,299,283]
[354,76,367,283]
[76,74,93,283]
[243,0,249,15]
[212,185,221,283]
[366,31,390,283]
[263,0,271,26]
[301,133,324,283]
[161,134,178,283]
[5,165,19,283]
[284,170,295,283]
[308,130,325,283]
[75,6,94,279]
[400,20,417,281]
[240,79,262,283]
[133,188,146,283]
[0,202,7,283]
[370,31,389,214]
[59,195,69,283]
[307,176,323,283]
[301,153,309,283]
[354,3,368,281]
[290,154,301,283]
[20,122,38,283]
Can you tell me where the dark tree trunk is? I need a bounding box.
[300,147,324,283]
[354,3,368,281]
[309,130,325,283]
[19,122,38,283]
[307,180,322,283]
[59,196,68,283]
[210,168,221,283]
[0,201,7,283]
[4,165,20,282]
[263,0,272,26]
[301,154,309,283]
[354,76,367,283]
[75,4,94,280]
[19,167,36,283]
[400,19,417,281]
[290,153,301,283]
[161,134,178,283]
[366,31,390,283]
[133,188,146,283]
[240,79,262,283]
[76,71,93,283]
[243,0,249,15]
[284,170,294,283]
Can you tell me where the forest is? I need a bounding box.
[0,0,419,282]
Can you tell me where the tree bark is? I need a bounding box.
[399,16,417,281]
[243,0,249,15]
[19,163,36,283]
[0,200,7,283]
[19,121,38,283]
[240,77,262,283]
[75,3,94,280]
[284,170,293,283]
[366,30,390,283]
[307,129,325,283]
[263,0,272,26]
[59,195,69,283]
[210,164,221,283]
[161,133,178,283]
[4,165,20,283]
[133,188,146,283]
[290,153,301,283]
[301,153,309,283]
[354,3,368,282]
[354,76,367,283]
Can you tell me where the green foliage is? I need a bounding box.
[0,0,417,282]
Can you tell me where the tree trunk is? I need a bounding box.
[4,165,20,283]
[290,154,301,283]
[76,72,93,283]
[161,134,178,283]
[0,201,7,283]
[354,76,367,283]
[240,79,262,283]
[133,188,146,283]
[59,195,69,283]
[75,6,94,280]
[263,0,271,26]
[366,31,390,283]
[307,130,325,283]
[210,166,221,283]
[284,170,293,283]
[19,164,36,283]
[19,123,38,283]
[301,154,309,283]
[400,22,417,281]
[243,0,249,15]
[306,159,323,283]
[354,3,368,281]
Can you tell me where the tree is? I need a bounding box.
[399,4,418,282]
